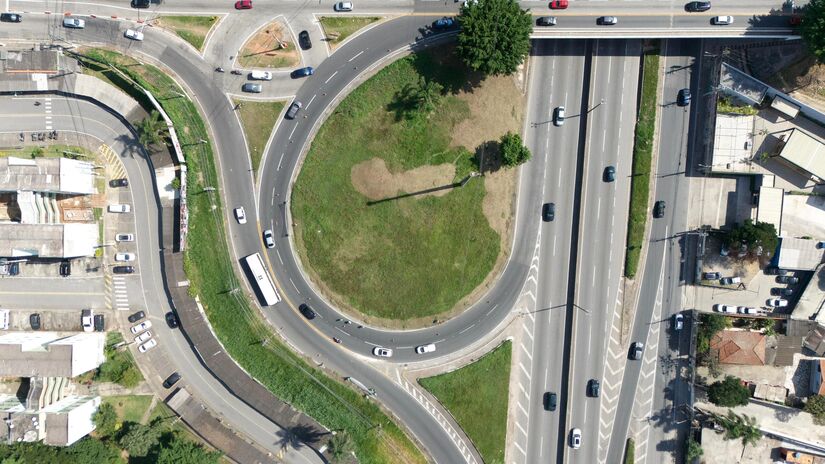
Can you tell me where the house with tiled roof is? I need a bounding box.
[710,330,766,365]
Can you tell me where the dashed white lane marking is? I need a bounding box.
[348,50,364,61]
[305,94,317,110]
[324,70,338,84]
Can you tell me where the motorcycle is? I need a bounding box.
[230,69,242,75]
[333,337,342,344]
[215,67,225,73]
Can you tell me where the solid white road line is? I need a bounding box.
[348,50,364,62]
[324,70,338,84]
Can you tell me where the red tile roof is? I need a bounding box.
[710,330,766,365]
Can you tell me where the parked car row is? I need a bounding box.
[127,310,180,354]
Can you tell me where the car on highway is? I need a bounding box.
[298,30,312,49]
[134,331,152,344]
[81,309,94,332]
[415,343,436,354]
[138,339,157,353]
[777,275,799,285]
[719,276,741,285]
[702,272,720,280]
[0,13,22,22]
[542,202,555,222]
[242,83,263,93]
[673,314,684,331]
[299,304,316,320]
[94,314,104,331]
[536,16,557,26]
[373,347,393,358]
[334,1,353,11]
[249,70,272,80]
[131,321,152,334]
[553,106,565,126]
[587,379,600,397]
[110,178,129,187]
[570,428,582,449]
[165,311,179,328]
[115,253,136,262]
[163,372,181,388]
[685,1,711,12]
[286,101,303,119]
[234,206,247,224]
[235,0,253,9]
[771,287,794,297]
[544,392,557,411]
[604,165,616,182]
[59,260,71,277]
[124,29,144,41]
[737,306,757,315]
[291,67,315,78]
[113,265,135,274]
[653,200,665,218]
[630,342,644,360]
[712,15,734,25]
[549,0,568,9]
[677,88,691,106]
[108,204,131,213]
[131,0,150,8]
[433,17,455,29]
[116,233,135,242]
[128,311,145,323]
[767,298,789,308]
[263,229,275,248]
[63,17,85,29]
[30,313,41,330]
[714,304,737,314]
[598,16,618,25]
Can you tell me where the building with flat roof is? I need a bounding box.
[0,157,95,195]
[771,95,801,119]
[42,396,100,446]
[776,129,825,182]
[756,186,784,236]
[777,237,824,271]
[0,223,98,258]
[0,332,105,378]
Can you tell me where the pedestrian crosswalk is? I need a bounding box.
[105,275,131,311]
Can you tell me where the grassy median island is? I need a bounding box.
[156,16,218,51]
[625,46,660,278]
[233,99,286,174]
[319,17,381,48]
[76,48,426,464]
[419,341,511,464]
[293,46,523,323]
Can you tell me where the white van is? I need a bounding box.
[249,70,273,81]
[108,204,131,213]
[415,343,436,354]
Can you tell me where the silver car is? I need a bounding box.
[63,17,85,29]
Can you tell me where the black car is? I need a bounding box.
[604,166,616,182]
[109,178,129,188]
[59,260,71,277]
[128,311,146,323]
[165,311,179,328]
[542,203,555,222]
[702,272,720,280]
[630,342,644,360]
[587,379,600,398]
[242,83,263,93]
[765,267,782,275]
[299,304,316,320]
[8,262,19,276]
[30,313,41,330]
[677,88,691,106]
[112,265,134,274]
[286,102,303,119]
[131,0,150,8]
[653,200,666,218]
[771,287,794,296]
[777,275,799,285]
[163,372,181,389]
[536,16,557,26]
[543,392,557,411]
[685,1,711,12]
[94,314,105,332]
[298,30,312,50]
[0,13,22,22]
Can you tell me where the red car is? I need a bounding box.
[549,0,568,9]
[235,0,252,9]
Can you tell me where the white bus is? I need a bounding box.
[242,253,281,306]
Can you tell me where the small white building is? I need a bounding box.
[0,332,106,378]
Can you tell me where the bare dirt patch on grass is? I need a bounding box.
[239,20,300,69]
[350,158,456,200]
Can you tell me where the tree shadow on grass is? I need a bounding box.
[472,140,503,174]
[407,44,484,95]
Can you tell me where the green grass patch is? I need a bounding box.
[420,341,511,464]
[624,47,660,278]
[292,48,499,321]
[319,17,381,46]
[624,438,635,464]
[103,395,153,424]
[157,16,218,51]
[0,144,90,159]
[94,331,144,387]
[77,47,425,464]
[717,96,759,115]
[233,99,286,174]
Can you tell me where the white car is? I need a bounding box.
[134,331,152,344]
[372,347,393,358]
[138,339,157,353]
[738,306,757,315]
[108,204,131,213]
[130,320,153,334]
[81,309,94,332]
[249,70,273,81]
[570,428,582,449]
[673,314,684,331]
[714,304,737,314]
[63,17,85,29]
[116,233,135,242]
[767,298,789,308]
[124,29,144,41]
[234,207,247,224]
[334,1,353,11]
[415,343,436,354]
[263,229,275,248]
[713,15,734,25]
[115,253,136,262]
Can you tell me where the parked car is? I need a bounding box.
[130,320,152,334]
[737,306,758,315]
[234,206,247,224]
[630,342,644,360]
[165,311,179,328]
[299,304,316,320]
[714,304,737,314]
[131,0,150,7]
[334,1,353,11]
[29,313,41,330]
[249,70,272,80]
[113,265,135,274]
[263,229,275,248]
[286,101,303,119]
[62,17,85,29]
[8,263,19,276]
[598,16,618,25]
[135,331,152,344]
[712,15,734,25]
[108,204,131,213]
[115,253,136,262]
[544,392,557,411]
[549,0,568,9]
[433,17,455,29]
[765,267,787,276]
[777,275,799,285]
[234,0,253,9]
[290,67,315,78]
[94,314,104,332]
[570,428,582,449]
[673,314,684,331]
[767,298,789,308]
[553,106,565,126]
[241,83,262,93]
[0,13,23,22]
[81,309,94,332]
[298,30,312,49]
[128,311,145,323]
[163,372,181,389]
[59,260,72,277]
[372,347,393,357]
[685,1,712,11]
[702,272,720,280]
[536,16,557,26]
[677,88,691,106]
[653,201,666,218]
[603,166,616,182]
[110,179,128,188]
[415,343,436,354]
[542,203,555,222]
[138,339,157,353]
[124,29,144,41]
[587,379,600,397]
[771,287,794,297]
[719,276,741,285]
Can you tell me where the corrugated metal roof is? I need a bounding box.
[779,129,825,181]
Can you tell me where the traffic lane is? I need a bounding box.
[530,14,796,30]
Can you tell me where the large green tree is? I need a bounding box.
[802,0,825,62]
[805,394,825,425]
[328,432,354,463]
[726,219,778,258]
[118,420,163,457]
[719,410,761,448]
[93,402,118,438]
[457,0,532,76]
[137,110,168,148]
[708,376,750,407]
[156,437,221,464]
[499,131,531,167]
